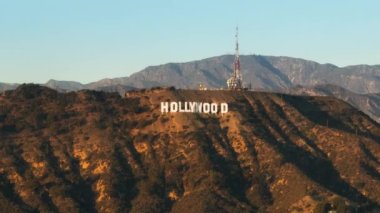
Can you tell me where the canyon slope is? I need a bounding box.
[0,85,380,212]
[285,84,380,123]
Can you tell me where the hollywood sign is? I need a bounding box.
[161,102,228,114]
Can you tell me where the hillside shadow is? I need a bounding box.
[255,56,292,87]
[69,156,97,212]
[112,143,138,211]
[4,140,60,212]
[199,115,273,208]
[360,161,380,181]
[0,173,35,212]
[190,128,252,204]
[359,142,380,164]
[284,95,380,143]
[243,96,373,204]
[262,96,329,159]
[40,140,97,213]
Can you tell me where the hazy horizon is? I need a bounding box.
[2,53,380,85]
[1,0,379,84]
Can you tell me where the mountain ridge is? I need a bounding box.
[2,55,380,93]
[3,55,380,123]
[0,85,379,212]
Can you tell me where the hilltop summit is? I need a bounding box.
[0,85,379,212]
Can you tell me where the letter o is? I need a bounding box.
[203,103,210,113]
[170,102,178,112]
[211,103,218,114]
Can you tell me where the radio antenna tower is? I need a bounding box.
[227,26,243,90]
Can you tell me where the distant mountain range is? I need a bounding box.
[119,55,380,93]
[2,55,380,122]
[2,55,380,93]
[0,83,19,92]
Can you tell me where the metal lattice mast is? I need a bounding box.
[234,26,242,85]
[227,26,243,90]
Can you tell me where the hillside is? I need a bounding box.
[0,85,380,212]
[3,55,380,124]
[285,84,380,123]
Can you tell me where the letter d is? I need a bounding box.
[221,103,228,114]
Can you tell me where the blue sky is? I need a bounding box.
[0,0,379,84]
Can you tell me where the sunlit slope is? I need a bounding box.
[0,85,379,212]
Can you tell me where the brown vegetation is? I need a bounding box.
[0,84,379,212]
